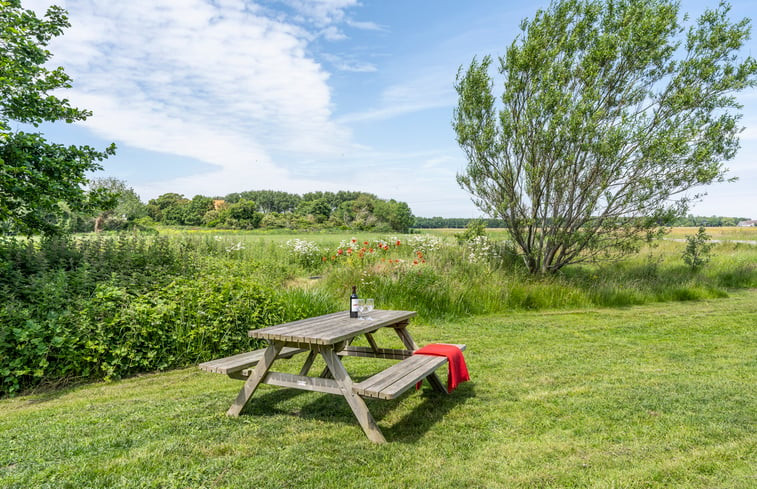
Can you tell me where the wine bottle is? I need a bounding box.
[350,286,359,318]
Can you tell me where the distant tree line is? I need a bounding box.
[413,215,752,229]
[57,183,416,233]
[671,215,752,227]
[49,179,750,235]
[413,217,507,228]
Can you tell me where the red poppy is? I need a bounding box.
[413,260,419,265]
[322,256,327,261]
[422,260,426,263]
[351,238,357,243]
[363,241,369,245]
[369,248,374,253]
[347,248,353,254]
[337,249,343,255]
[396,240,401,246]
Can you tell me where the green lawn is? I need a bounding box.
[1,291,755,488]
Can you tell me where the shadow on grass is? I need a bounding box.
[239,380,476,442]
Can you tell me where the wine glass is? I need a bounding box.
[356,299,366,320]
[365,298,374,320]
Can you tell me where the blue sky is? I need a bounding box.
[23,0,757,218]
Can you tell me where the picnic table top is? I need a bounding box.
[249,309,416,346]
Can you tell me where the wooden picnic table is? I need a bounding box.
[200,309,465,443]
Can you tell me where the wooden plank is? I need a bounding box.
[227,342,282,417]
[394,327,446,394]
[379,358,448,399]
[320,347,386,444]
[249,311,350,340]
[354,355,443,395]
[337,346,413,360]
[261,372,342,395]
[298,350,317,376]
[353,356,446,400]
[352,344,468,400]
[198,346,305,374]
[364,332,380,353]
[249,310,417,346]
[259,312,349,341]
[315,314,416,345]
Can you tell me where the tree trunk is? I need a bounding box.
[94,215,104,233]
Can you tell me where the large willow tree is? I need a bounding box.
[454,0,756,274]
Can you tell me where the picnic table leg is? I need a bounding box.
[320,347,386,444]
[394,327,448,394]
[227,342,282,417]
[298,350,317,376]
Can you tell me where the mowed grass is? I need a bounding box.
[1,291,755,488]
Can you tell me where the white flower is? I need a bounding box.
[226,242,244,252]
[466,235,495,264]
[408,234,443,254]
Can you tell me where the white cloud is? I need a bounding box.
[22,0,371,198]
[338,71,456,123]
[321,53,377,72]
[346,19,386,32]
[276,0,358,26]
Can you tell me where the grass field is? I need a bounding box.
[2,290,755,488]
[423,226,757,242]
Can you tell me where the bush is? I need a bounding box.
[682,226,714,270]
[0,235,335,396]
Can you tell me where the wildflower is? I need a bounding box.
[226,242,244,252]
[363,241,369,245]
[322,256,327,261]
[369,248,374,253]
[351,238,357,243]
[396,240,401,246]
[347,248,353,254]
[337,249,343,255]
[413,260,418,265]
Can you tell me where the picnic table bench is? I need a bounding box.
[199,310,466,443]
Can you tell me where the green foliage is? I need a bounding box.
[146,189,414,232]
[0,235,334,395]
[454,0,757,274]
[682,226,715,270]
[454,218,487,244]
[0,0,115,235]
[2,229,755,396]
[414,216,507,228]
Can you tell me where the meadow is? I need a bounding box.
[0,227,755,487]
[2,227,756,395]
[1,291,754,488]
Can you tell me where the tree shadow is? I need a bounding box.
[381,382,476,443]
[240,380,476,442]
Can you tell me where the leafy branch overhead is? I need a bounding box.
[454,0,757,274]
[0,0,115,235]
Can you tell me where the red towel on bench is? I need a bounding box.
[413,344,470,392]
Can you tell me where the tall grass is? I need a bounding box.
[2,230,754,395]
[310,236,753,319]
